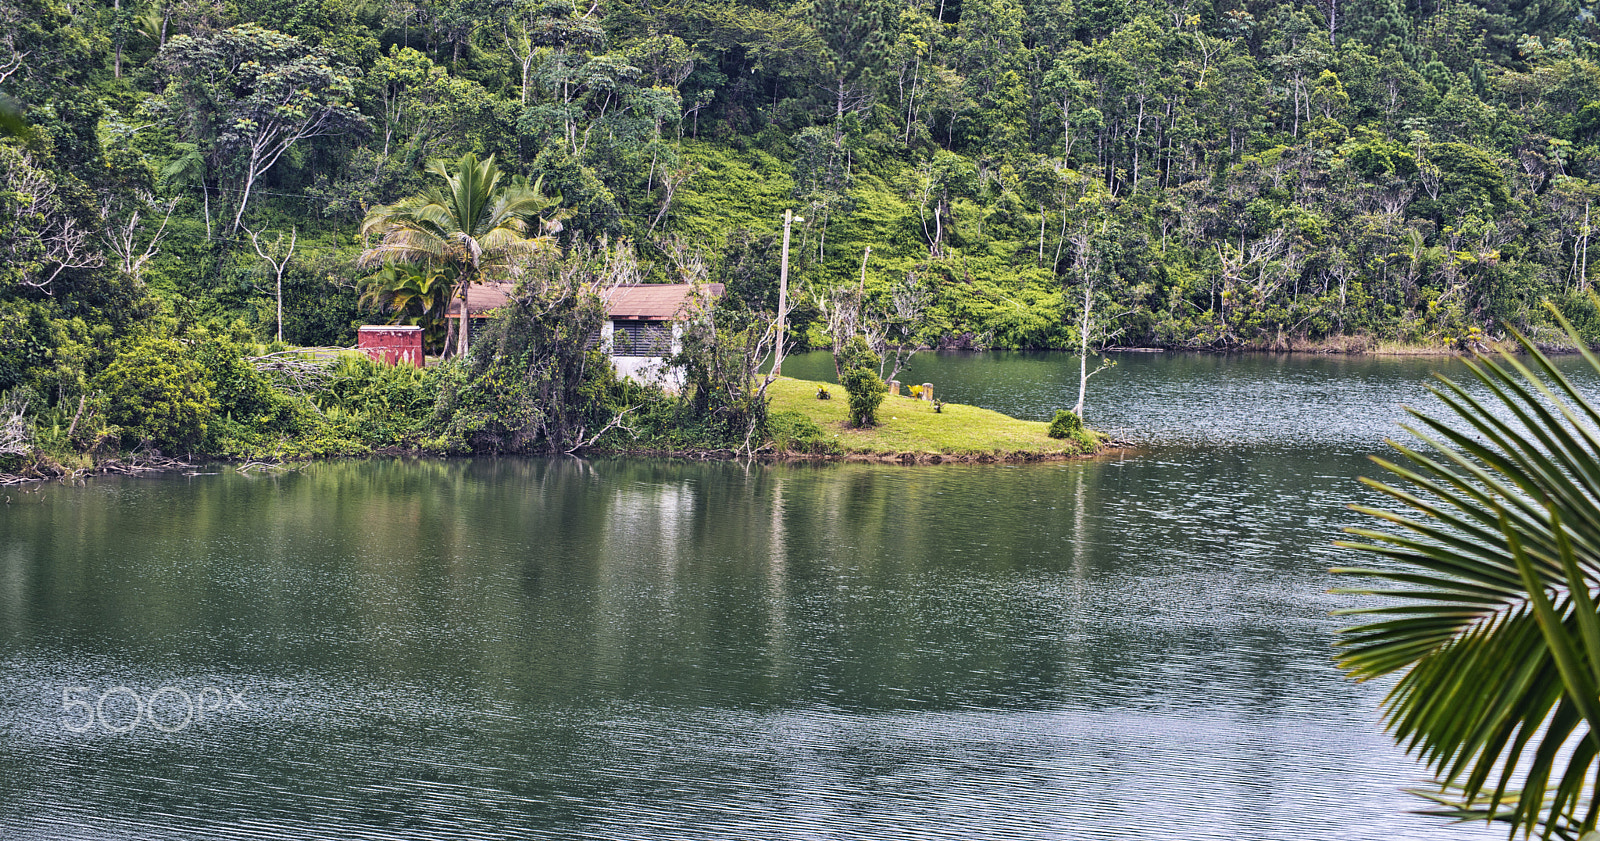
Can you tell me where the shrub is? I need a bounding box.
[1047,408,1100,452]
[766,409,840,455]
[1048,409,1083,439]
[193,337,321,457]
[835,334,878,373]
[317,354,440,445]
[841,366,887,427]
[93,337,217,451]
[837,336,887,427]
[429,249,615,453]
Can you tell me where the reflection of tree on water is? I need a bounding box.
[3,446,1472,838]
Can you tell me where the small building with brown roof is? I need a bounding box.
[444,281,724,387]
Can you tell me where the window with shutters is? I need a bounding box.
[612,320,672,356]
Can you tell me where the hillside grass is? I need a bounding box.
[765,377,1103,459]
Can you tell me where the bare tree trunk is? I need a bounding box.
[455,282,471,358]
[233,167,258,234]
[113,0,123,79]
[1038,203,1046,266]
[904,55,921,144]
[1074,281,1091,417]
[1131,94,1145,191]
[247,226,297,344]
[775,209,793,375]
[1583,202,1592,292]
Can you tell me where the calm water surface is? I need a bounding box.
[1,351,1568,840]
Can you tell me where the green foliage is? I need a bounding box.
[1335,316,1600,838]
[18,0,1600,476]
[672,295,774,449]
[837,335,887,427]
[314,355,440,446]
[766,408,841,454]
[835,333,878,372]
[1047,409,1082,438]
[150,24,369,233]
[1047,407,1097,450]
[194,336,324,457]
[427,246,615,453]
[360,263,454,352]
[92,336,217,451]
[359,152,563,356]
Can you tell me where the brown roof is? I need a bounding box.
[444,281,515,317]
[446,282,724,320]
[602,283,724,320]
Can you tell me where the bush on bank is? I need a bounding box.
[2,247,791,474]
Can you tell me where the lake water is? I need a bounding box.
[0,350,1566,840]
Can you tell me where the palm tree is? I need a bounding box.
[1336,313,1600,839]
[359,263,455,353]
[359,152,562,358]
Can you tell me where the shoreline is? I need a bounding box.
[932,334,1591,357]
[1,382,1125,484]
[0,442,1134,486]
[598,440,1133,465]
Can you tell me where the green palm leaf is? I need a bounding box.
[359,153,562,357]
[1337,311,1600,839]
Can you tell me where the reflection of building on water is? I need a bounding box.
[601,481,696,573]
[587,478,699,677]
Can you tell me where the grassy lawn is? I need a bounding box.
[766,377,1100,458]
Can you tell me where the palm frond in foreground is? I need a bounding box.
[1336,315,1600,840]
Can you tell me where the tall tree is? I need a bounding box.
[153,24,369,234]
[807,0,891,121]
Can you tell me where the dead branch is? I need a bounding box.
[4,150,106,293]
[0,390,29,456]
[0,49,26,87]
[235,461,294,474]
[564,404,640,454]
[247,351,335,395]
[101,193,176,281]
[246,225,298,343]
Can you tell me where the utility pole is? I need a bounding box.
[775,208,795,376]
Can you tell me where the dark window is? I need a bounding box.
[612,320,672,356]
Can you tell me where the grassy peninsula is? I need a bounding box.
[764,377,1105,462]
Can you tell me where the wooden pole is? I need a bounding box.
[858,245,870,297]
[775,208,793,376]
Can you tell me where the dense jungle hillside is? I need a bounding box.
[5,0,1600,416]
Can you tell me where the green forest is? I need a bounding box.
[4,0,1600,463]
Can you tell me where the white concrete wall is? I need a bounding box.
[606,321,688,390]
[612,356,685,390]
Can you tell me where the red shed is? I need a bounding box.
[357,325,424,367]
